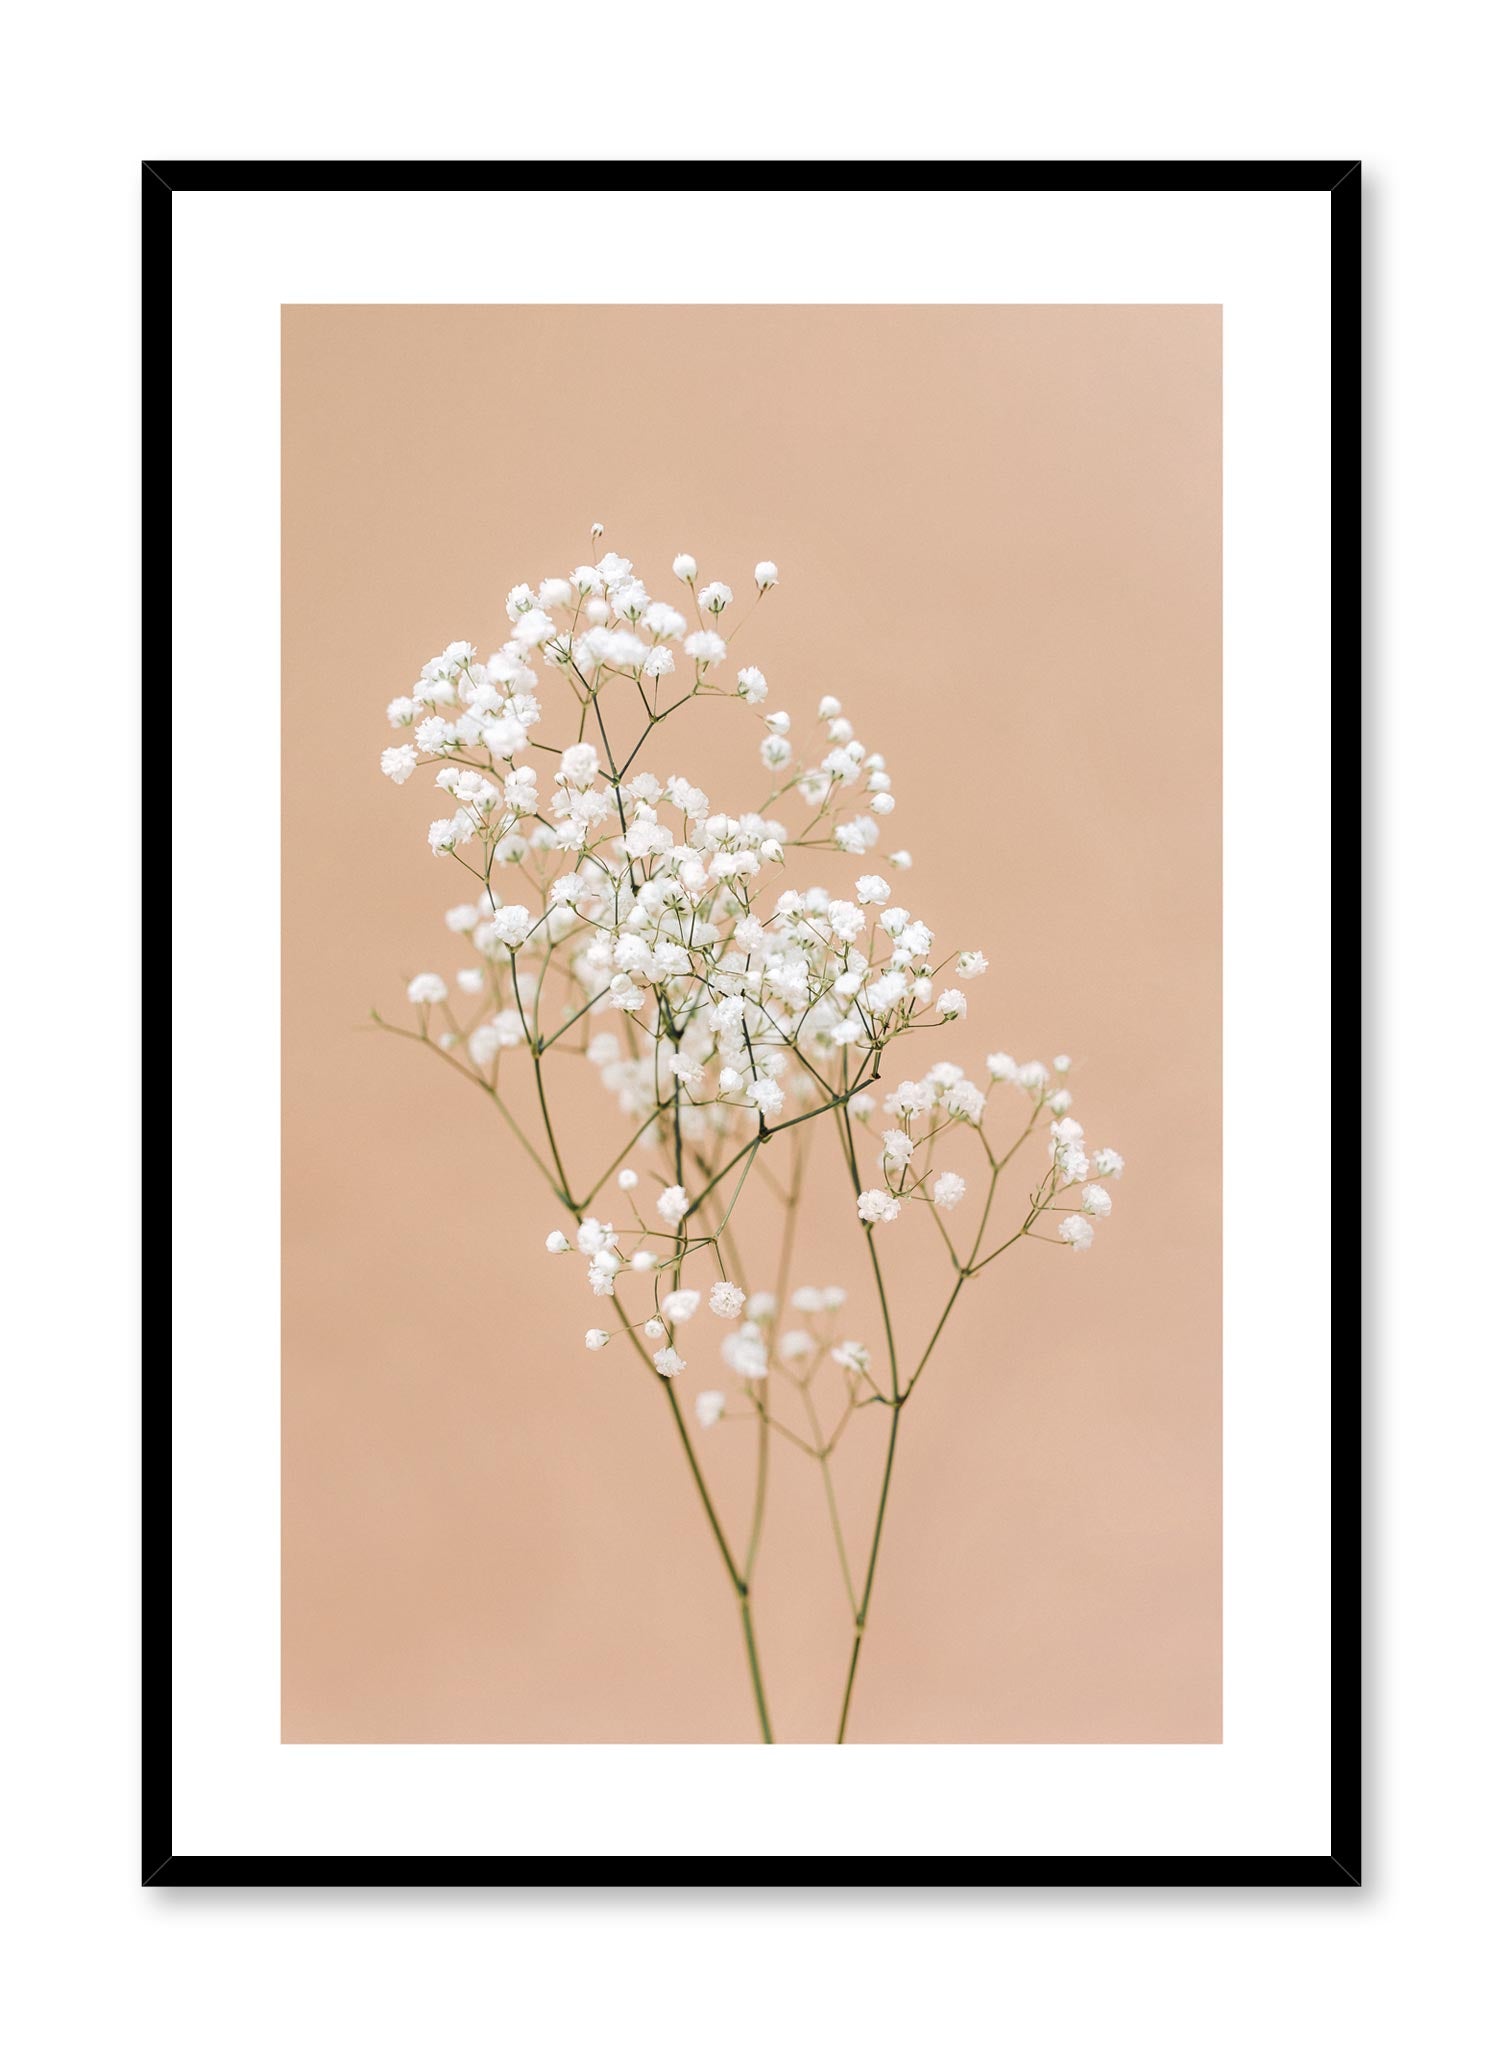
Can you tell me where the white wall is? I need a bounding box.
[1,5,1489,2041]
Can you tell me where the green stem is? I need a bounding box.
[899,1274,966,1403]
[745,1388,771,1583]
[740,1597,775,1743]
[837,1402,902,1743]
[614,1306,774,1743]
[369,1012,565,1200]
[530,1053,576,1213]
[813,1426,859,1620]
[653,1354,743,1592]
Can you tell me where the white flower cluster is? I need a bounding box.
[378,532,1121,1400]
[375,528,1128,1745]
[849,1052,1123,1250]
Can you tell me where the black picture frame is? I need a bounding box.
[146,157,1359,1889]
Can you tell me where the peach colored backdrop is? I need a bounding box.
[282,304,1221,1744]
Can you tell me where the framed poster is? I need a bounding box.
[152,159,1357,1884]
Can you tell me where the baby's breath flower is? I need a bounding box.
[943,1080,986,1124]
[483,906,528,950]
[559,742,600,787]
[684,629,726,666]
[722,1325,769,1379]
[885,1081,933,1121]
[376,523,1124,1731]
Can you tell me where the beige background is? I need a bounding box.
[282,304,1221,1744]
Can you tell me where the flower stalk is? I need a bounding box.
[374,532,1125,1741]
